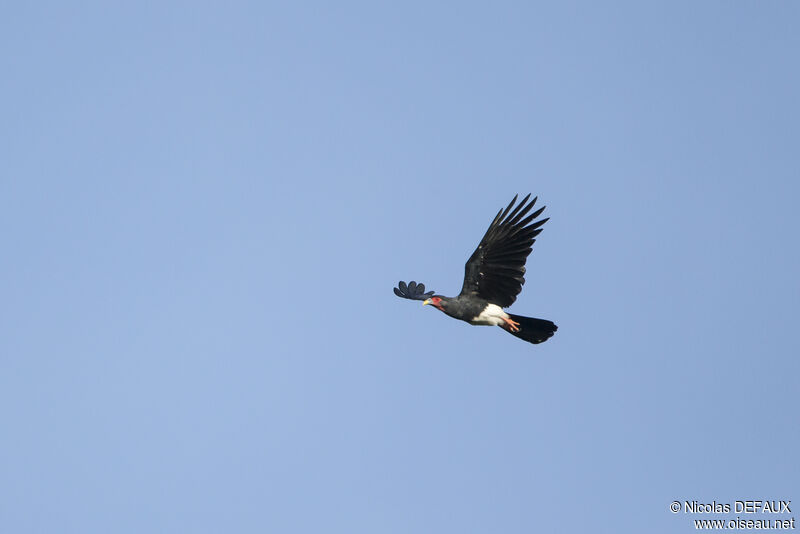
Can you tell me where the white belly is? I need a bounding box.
[470,303,509,326]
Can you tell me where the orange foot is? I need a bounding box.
[502,317,520,333]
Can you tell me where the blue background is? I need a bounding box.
[2,2,798,532]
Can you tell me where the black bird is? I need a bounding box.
[394,194,557,345]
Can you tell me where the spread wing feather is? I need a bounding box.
[459,194,549,307]
[393,280,435,301]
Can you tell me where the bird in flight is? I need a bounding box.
[394,194,557,345]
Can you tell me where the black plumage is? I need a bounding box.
[393,194,557,346]
[393,280,434,301]
[461,193,547,307]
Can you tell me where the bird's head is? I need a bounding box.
[422,296,446,311]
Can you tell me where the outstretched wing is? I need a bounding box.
[393,280,435,301]
[459,194,548,307]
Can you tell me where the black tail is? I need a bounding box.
[505,313,558,345]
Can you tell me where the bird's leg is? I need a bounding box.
[502,317,521,333]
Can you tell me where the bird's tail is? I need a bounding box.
[505,314,558,345]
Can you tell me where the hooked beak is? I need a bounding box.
[422,298,430,306]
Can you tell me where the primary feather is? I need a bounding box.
[393,280,435,301]
[459,194,548,307]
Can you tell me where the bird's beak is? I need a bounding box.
[422,299,430,306]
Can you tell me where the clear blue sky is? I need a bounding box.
[2,2,798,533]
